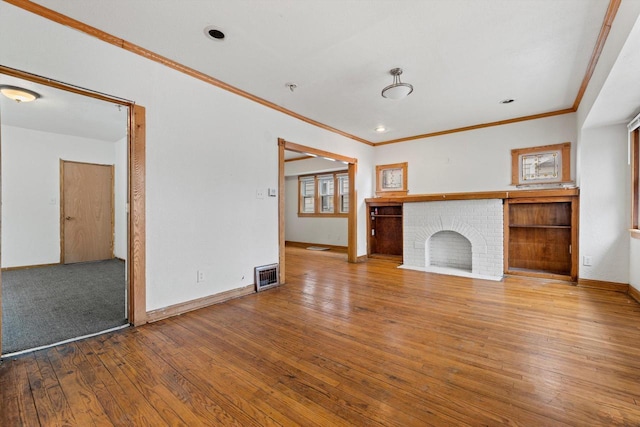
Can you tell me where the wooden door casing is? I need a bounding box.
[61,160,114,264]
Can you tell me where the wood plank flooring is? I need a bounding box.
[2,246,640,425]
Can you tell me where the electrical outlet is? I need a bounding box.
[256,189,265,199]
[583,256,592,266]
[197,270,205,282]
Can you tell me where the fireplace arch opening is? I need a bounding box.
[427,231,472,272]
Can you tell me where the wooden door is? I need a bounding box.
[61,161,114,264]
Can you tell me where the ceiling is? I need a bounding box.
[0,74,127,142]
[2,1,636,144]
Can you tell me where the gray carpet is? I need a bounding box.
[2,259,127,354]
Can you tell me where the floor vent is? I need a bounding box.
[255,263,280,292]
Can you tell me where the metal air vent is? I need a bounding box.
[255,263,280,292]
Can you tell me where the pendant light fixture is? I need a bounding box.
[0,85,40,103]
[381,68,413,99]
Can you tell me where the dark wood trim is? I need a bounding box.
[129,104,147,326]
[571,195,580,280]
[632,129,639,231]
[0,65,131,105]
[629,285,640,304]
[146,284,255,323]
[572,0,621,111]
[285,241,348,253]
[347,163,357,263]
[4,0,371,146]
[578,278,628,293]
[367,188,579,204]
[374,109,575,146]
[59,159,65,264]
[278,139,286,285]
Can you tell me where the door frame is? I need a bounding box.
[60,160,115,264]
[0,66,147,356]
[278,138,358,285]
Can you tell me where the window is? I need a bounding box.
[299,176,315,214]
[337,173,349,214]
[318,175,334,213]
[510,143,571,186]
[298,171,348,216]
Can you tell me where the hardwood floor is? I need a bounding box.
[2,246,640,425]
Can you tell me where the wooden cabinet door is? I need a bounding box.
[61,161,114,264]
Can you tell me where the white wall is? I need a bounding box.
[373,114,577,195]
[0,2,374,311]
[577,125,630,283]
[284,176,347,246]
[1,125,124,268]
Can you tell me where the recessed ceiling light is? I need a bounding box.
[204,25,225,41]
[500,98,515,104]
[375,126,387,133]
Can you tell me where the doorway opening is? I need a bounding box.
[278,138,357,285]
[0,66,146,357]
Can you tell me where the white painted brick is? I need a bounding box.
[403,199,503,279]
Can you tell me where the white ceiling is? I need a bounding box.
[3,1,636,144]
[0,74,127,142]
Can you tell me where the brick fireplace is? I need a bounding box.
[401,199,504,281]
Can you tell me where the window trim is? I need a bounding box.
[510,142,571,186]
[298,170,349,217]
[631,128,640,239]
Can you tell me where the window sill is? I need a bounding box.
[630,229,640,240]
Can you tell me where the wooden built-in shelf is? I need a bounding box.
[367,201,403,260]
[505,196,578,281]
[366,187,579,205]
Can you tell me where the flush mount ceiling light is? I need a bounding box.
[375,125,387,133]
[381,68,413,99]
[0,85,40,103]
